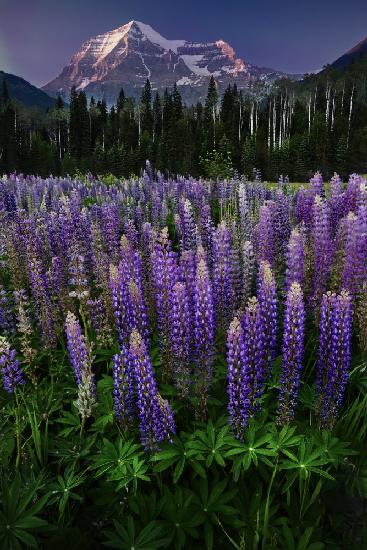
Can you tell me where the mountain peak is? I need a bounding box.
[42,20,292,104]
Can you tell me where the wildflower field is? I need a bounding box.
[0,169,366,549]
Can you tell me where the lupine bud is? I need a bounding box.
[227,317,247,438]
[112,345,135,425]
[65,311,93,386]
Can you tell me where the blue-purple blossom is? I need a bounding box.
[277,283,305,425]
[316,290,353,429]
[129,329,175,450]
[0,337,25,393]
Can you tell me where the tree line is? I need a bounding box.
[1,57,367,180]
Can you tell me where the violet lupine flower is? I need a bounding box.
[65,311,93,386]
[227,317,247,438]
[238,183,252,241]
[169,282,192,397]
[112,345,135,425]
[0,337,25,393]
[110,236,147,345]
[341,212,365,298]
[213,221,235,329]
[199,204,214,260]
[317,291,353,429]
[150,228,180,376]
[27,256,56,348]
[255,204,274,266]
[329,173,345,234]
[129,329,175,450]
[242,240,255,307]
[180,249,196,313]
[277,283,305,425]
[285,227,306,292]
[194,258,215,418]
[241,297,267,416]
[179,199,197,252]
[311,195,331,307]
[257,261,277,369]
[310,171,324,196]
[0,288,15,336]
[272,191,291,264]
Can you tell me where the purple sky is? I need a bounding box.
[1,0,366,87]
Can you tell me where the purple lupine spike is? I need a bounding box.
[285,227,306,291]
[112,345,135,425]
[341,212,366,298]
[179,198,196,252]
[129,329,175,450]
[0,337,25,393]
[199,203,214,259]
[255,203,274,266]
[169,281,192,397]
[317,290,353,429]
[101,204,120,260]
[65,311,93,386]
[180,249,196,313]
[277,283,305,425]
[311,195,331,307]
[238,183,252,241]
[150,228,180,376]
[257,261,277,369]
[272,191,291,264]
[241,297,267,416]
[227,317,247,438]
[310,171,324,196]
[0,288,15,336]
[242,240,255,307]
[213,221,235,329]
[329,173,345,234]
[27,255,56,348]
[194,257,215,418]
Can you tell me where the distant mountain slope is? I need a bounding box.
[43,20,300,105]
[331,36,367,69]
[0,70,55,109]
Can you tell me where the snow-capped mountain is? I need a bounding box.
[43,20,298,104]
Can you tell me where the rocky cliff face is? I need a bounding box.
[43,20,297,104]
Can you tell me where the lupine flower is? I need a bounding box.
[241,297,267,416]
[255,204,274,265]
[285,228,305,291]
[277,283,305,425]
[0,337,25,393]
[179,199,196,251]
[311,196,331,307]
[129,329,175,450]
[257,261,277,368]
[112,345,135,425]
[169,281,192,397]
[74,371,96,421]
[65,311,93,386]
[272,191,291,265]
[242,240,255,307]
[150,228,180,377]
[341,212,365,298]
[194,258,215,418]
[213,221,234,329]
[227,317,247,438]
[316,291,353,429]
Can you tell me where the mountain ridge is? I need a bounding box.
[42,20,300,104]
[0,70,56,109]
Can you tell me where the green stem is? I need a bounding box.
[262,457,278,549]
[15,392,21,469]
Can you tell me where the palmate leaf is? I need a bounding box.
[225,424,276,480]
[91,437,142,478]
[0,473,49,550]
[104,516,169,549]
[279,438,335,490]
[186,420,234,468]
[151,436,205,482]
